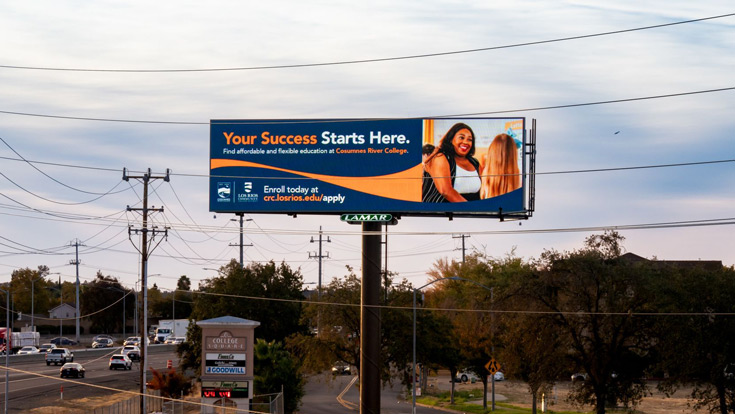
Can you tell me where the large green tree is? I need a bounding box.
[287,269,362,376]
[80,272,130,334]
[254,338,305,414]
[654,264,735,414]
[10,266,52,317]
[179,259,306,373]
[524,232,657,414]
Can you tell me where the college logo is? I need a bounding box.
[217,182,232,202]
[238,182,258,203]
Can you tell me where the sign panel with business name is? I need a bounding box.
[205,353,247,368]
[205,331,246,352]
[205,366,246,375]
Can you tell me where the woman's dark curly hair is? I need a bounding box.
[438,122,476,158]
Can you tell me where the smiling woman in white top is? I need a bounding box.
[422,122,482,202]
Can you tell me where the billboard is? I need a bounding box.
[210,118,533,218]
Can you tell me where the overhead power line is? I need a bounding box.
[0,13,732,73]
[1,86,733,124]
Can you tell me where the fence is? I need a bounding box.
[251,390,284,414]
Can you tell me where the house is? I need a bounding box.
[619,252,723,271]
[48,303,77,319]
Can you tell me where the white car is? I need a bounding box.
[17,346,40,355]
[122,345,141,361]
[456,370,478,383]
[39,343,57,353]
[123,336,150,347]
[109,354,132,370]
[456,370,505,382]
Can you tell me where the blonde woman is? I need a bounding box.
[480,133,520,199]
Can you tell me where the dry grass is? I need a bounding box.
[430,372,695,414]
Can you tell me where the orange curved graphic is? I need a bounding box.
[211,159,423,202]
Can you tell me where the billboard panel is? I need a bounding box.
[210,118,530,217]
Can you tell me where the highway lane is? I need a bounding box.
[0,344,179,413]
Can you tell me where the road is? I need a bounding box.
[299,373,446,414]
[3,348,465,414]
[0,344,178,413]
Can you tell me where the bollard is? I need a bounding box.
[60,385,63,400]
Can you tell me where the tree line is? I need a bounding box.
[6,231,735,414]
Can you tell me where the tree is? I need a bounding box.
[172,275,192,320]
[254,338,305,414]
[179,259,306,373]
[10,266,52,315]
[425,254,501,409]
[147,366,193,399]
[654,264,735,414]
[525,231,656,414]
[288,269,362,376]
[80,272,129,334]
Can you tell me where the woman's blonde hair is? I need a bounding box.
[480,133,520,199]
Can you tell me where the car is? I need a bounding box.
[60,362,85,378]
[92,334,115,343]
[122,345,140,361]
[46,348,74,365]
[123,336,150,347]
[38,343,57,353]
[571,372,588,382]
[454,370,504,382]
[108,354,132,370]
[456,370,479,383]
[172,337,185,345]
[17,346,40,355]
[92,338,113,348]
[50,337,77,346]
[332,362,351,375]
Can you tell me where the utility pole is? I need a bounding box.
[382,224,389,303]
[69,239,84,344]
[124,168,169,414]
[229,213,253,269]
[309,226,331,297]
[453,234,470,263]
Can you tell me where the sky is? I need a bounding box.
[0,1,733,295]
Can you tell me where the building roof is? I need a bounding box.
[620,252,723,271]
[196,316,260,327]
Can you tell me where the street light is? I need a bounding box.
[412,276,495,414]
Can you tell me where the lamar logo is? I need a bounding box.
[243,182,253,193]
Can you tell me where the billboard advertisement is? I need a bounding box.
[210,118,530,217]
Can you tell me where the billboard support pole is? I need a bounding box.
[360,221,381,414]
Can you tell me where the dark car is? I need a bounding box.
[331,362,351,375]
[60,362,85,378]
[50,337,77,346]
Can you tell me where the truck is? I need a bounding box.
[0,328,40,354]
[154,319,189,344]
[45,348,74,365]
